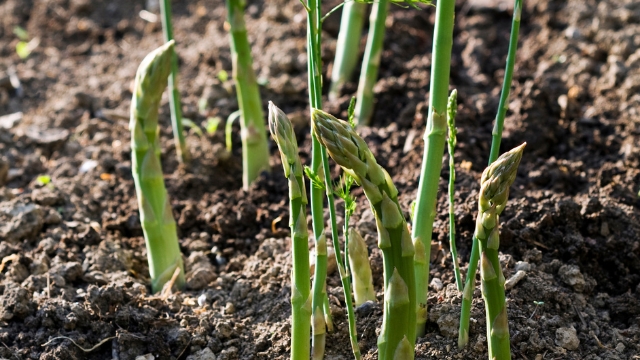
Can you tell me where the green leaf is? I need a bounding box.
[36,175,51,186]
[16,41,30,59]
[182,118,203,137]
[198,97,208,114]
[304,166,325,191]
[217,69,229,82]
[13,26,29,41]
[347,97,357,128]
[205,117,221,134]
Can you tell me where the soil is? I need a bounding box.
[0,0,639,359]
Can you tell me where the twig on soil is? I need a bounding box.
[46,272,51,299]
[0,254,19,272]
[42,336,115,352]
[272,216,283,234]
[176,337,192,359]
[160,266,182,300]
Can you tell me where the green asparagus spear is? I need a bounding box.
[354,0,389,126]
[312,109,416,360]
[348,228,376,305]
[476,143,525,360]
[268,103,311,360]
[329,1,367,101]
[130,41,185,293]
[227,0,271,190]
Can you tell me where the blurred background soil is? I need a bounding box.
[0,0,638,359]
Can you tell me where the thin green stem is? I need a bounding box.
[459,0,522,348]
[159,0,189,163]
[355,0,389,125]
[329,1,367,101]
[227,0,271,190]
[412,0,455,338]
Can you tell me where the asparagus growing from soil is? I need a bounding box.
[354,0,389,126]
[446,90,462,291]
[459,0,523,348]
[476,143,525,360]
[226,0,271,190]
[312,109,416,360]
[159,0,190,163]
[267,103,311,360]
[329,1,367,101]
[130,41,185,294]
[348,228,376,305]
[412,0,455,338]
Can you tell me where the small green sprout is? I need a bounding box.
[217,69,229,82]
[205,117,221,135]
[36,175,51,186]
[182,118,203,137]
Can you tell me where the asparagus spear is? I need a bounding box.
[354,0,389,126]
[476,143,525,360]
[227,0,271,190]
[348,228,376,305]
[312,109,416,360]
[130,41,185,293]
[268,103,311,360]
[329,1,367,101]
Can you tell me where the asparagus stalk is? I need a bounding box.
[459,0,522,348]
[412,0,456,338]
[159,0,190,164]
[348,228,376,305]
[267,103,311,360]
[354,0,389,126]
[446,90,463,291]
[130,41,185,294]
[312,109,416,360]
[329,1,367,101]
[226,0,271,190]
[476,143,525,360]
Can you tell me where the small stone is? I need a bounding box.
[504,270,527,290]
[224,302,235,314]
[198,294,208,307]
[558,265,586,292]
[186,347,217,360]
[514,261,531,272]
[615,342,625,353]
[355,300,376,317]
[216,322,233,338]
[555,327,579,350]
[135,355,154,360]
[436,312,459,338]
[429,277,443,291]
[600,222,610,237]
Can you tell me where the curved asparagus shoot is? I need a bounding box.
[329,1,367,101]
[477,143,525,360]
[348,228,376,305]
[159,0,190,164]
[413,0,456,338]
[312,109,416,360]
[130,41,185,294]
[227,0,271,190]
[459,0,523,348]
[446,90,462,292]
[354,0,389,126]
[267,103,311,360]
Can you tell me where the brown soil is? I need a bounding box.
[0,0,639,359]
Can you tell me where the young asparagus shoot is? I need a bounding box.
[130,41,185,294]
[476,143,525,360]
[412,0,456,338]
[348,228,376,305]
[354,0,389,126]
[460,0,523,347]
[446,90,463,292]
[159,0,190,163]
[329,1,367,101]
[227,0,271,190]
[267,103,311,360]
[312,109,416,360]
